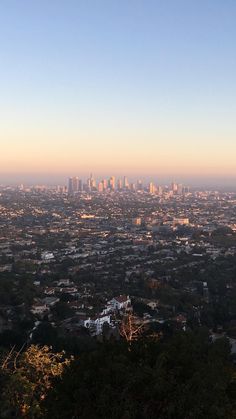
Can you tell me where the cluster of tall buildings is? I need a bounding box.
[68,174,144,194]
[68,175,189,196]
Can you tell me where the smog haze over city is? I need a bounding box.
[1,0,236,188]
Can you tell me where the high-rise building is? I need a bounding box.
[123,176,129,190]
[157,185,163,196]
[90,174,96,190]
[87,177,91,191]
[73,177,79,192]
[171,182,178,193]
[117,178,122,190]
[68,177,73,194]
[177,184,183,195]
[98,181,104,192]
[78,179,83,192]
[109,176,115,190]
[130,183,136,192]
[87,173,96,191]
[102,179,107,190]
[148,182,155,194]
[68,177,79,194]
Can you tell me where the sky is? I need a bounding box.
[0,0,236,186]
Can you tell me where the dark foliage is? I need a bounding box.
[45,330,236,419]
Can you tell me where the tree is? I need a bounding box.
[51,302,74,321]
[119,314,146,345]
[32,322,59,347]
[45,331,236,419]
[0,345,72,418]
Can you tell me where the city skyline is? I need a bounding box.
[1,171,236,191]
[1,1,236,183]
[67,174,186,194]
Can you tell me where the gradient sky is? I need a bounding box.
[0,0,236,185]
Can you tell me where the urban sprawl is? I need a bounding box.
[0,177,236,352]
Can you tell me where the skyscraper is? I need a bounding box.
[157,185,163,196]
[123,176,129,190]
[171,182,178,193]
[148,182,155,194]
[109,176,115,190]
[90,174,96,190]
[102,179,107,190]
[86,174,96,191]
[130,183,136,191]
[68,177,79,194]
[78,179,83,192]
[98,181,104,192]
[117,178,122,190]
[68,177,73,195]
[177,184,183,195]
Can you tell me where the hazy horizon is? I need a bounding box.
[1,172,236,190]
[1,1,236,180]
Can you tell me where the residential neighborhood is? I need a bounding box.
[0,185,236,348]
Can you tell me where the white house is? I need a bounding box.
[41,251,55,261]
[84,314,111,335]
[107,295,131,311]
